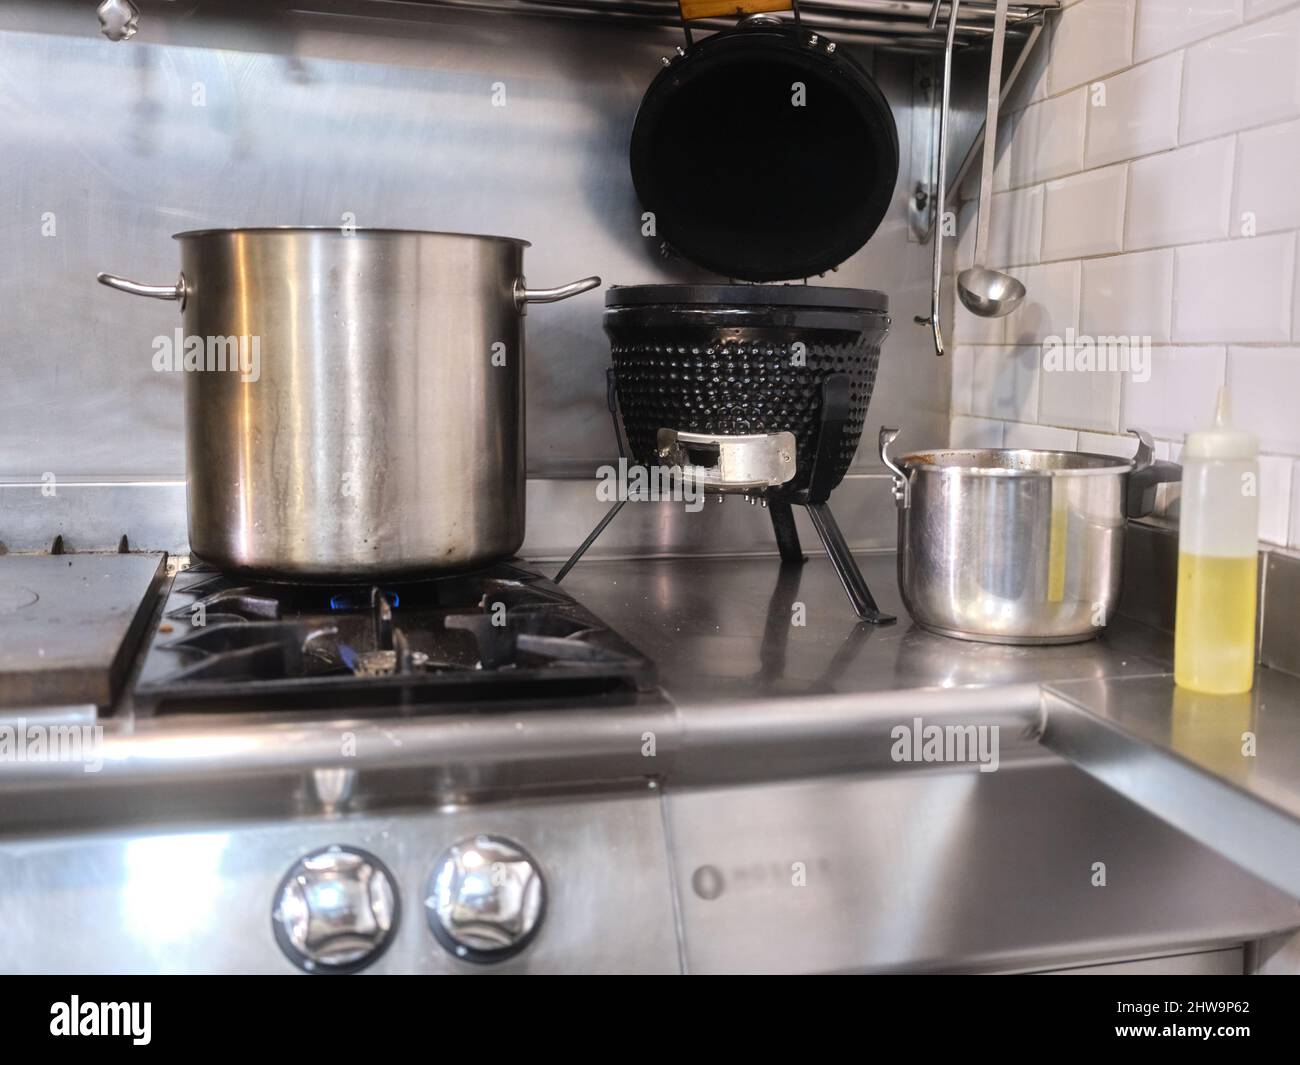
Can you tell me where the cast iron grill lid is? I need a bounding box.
[629,24,899,282]
[134,562,655,712]
[605,283,888,310]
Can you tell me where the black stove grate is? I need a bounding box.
[134,561,655,712]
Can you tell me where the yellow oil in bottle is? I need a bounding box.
[1173,553,1257,694]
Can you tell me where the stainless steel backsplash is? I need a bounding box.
[0,1,945,487]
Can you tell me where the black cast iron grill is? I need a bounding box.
[604,287,890,495]
[607,322,884,491]
[555,285,897,625]
[569,14,903,625]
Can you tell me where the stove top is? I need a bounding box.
[0,553,166,709]
[133,561,655,713]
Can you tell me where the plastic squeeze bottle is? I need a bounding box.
[1173,388,1259,694]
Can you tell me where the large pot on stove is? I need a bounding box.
[99,227,599,578]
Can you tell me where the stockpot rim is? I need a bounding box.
[170,226,532,246]
[896,447,1137,478]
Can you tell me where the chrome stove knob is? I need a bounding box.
[272,846,399,974]
[425,835,545,963]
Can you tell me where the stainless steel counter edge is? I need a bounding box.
[11,650,1300,916]
[0,684,1047,793]
[668,684,1047,785]
[1040,672,1300,899]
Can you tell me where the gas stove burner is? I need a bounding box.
[134,561,654,712]
[656,429,797,493]
[350,648,432,676]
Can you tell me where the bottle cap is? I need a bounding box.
[1182,387,1258,460]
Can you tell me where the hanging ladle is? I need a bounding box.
[957,0,1025,317]
[916,0,961,356]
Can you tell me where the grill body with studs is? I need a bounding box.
[605,292,889,491]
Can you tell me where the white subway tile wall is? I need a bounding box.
[1172,235,1296,342]
[1293,255,1300,338]
[951,346,975,417]
[1038,349,1124,431]
[950,0,1300,545]
[1179,9,1300,143]
[1248,0,1294,16]
[1003,422,1080,450]
[1080,248,1175,340]
[969,346,1042,421]
[1134,0,1241,61]
[1225,346,1300,453]
[1258,455,1294,544]
[988,184,1045,267]
[1124,136,1234,249]
[1004,260,1082,344]
[1047,0,1136,93]
[1078,430,1140,457]
[1233,118,1300,235]
[1042,165,1128,259]
[1248,0,1300,15]
[1083,52,1183,168]
[1119,345,1227,439]
[950,416,1006,448]
[1006,90,1089,186]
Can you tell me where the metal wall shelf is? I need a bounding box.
[337,0,1058,51]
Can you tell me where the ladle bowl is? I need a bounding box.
[957,265,1026,318]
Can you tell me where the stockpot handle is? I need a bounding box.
[514,275,601,312]
[1124,427,1181,519]
[879,427,911,510]
[97,271,187,309]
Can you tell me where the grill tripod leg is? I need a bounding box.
[769,499,806,563]
[804,501,895,624]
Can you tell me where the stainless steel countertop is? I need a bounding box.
[1043,669,1300,898]
[0,551,1167,794]
[6,549,1300,906]
[550,552,1176,706]
[561,553,1300,897]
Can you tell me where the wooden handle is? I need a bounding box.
[678,0,791,21]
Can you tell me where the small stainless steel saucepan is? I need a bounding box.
[879,428,1181,644]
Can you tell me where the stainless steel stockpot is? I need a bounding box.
[878,428,1180,644]
[99,227,599,578]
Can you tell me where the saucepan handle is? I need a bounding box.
[879,427,911,510]
[514,276,601,312]
[1124,428,1181,519]
[97,271,187,309]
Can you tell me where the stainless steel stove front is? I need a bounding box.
[3,753,1296,974]
[0,785,680,975]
